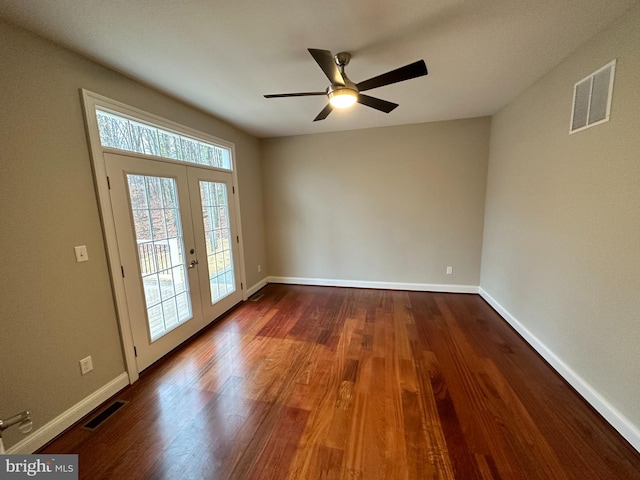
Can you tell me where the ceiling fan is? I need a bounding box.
[264,49,428,121]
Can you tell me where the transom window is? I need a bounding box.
[96,109,232,170]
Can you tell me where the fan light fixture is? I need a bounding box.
[264,48,428,121]
[328,88,358,108]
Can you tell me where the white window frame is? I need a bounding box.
[81,89,247,384]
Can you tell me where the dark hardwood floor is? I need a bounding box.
[40,284,640,479]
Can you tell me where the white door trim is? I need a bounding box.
[80,89,247,383]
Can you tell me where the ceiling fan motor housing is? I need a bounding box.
[327,52,359,107]
[334,51,351,67]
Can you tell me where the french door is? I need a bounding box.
[105,153,242,371]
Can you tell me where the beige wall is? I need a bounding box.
[2,0,637,454]
[481,4,640,434]
[261,118,491,287]
[0,20,266,449]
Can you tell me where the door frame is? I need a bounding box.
[81,89,247,383]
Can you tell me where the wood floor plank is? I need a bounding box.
[39,285,640,479]
[248,405,310,480]
[418,349,472,479]
[359,356,387,479]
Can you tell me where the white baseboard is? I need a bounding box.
[267,276,479,294]
[479,287,640,453]
[7,372,130,454]
[246,277,269,297]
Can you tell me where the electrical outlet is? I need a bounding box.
[80,356,93,375]
[74,245,89,263]
[257,264,261,273]
[446,266,453,275]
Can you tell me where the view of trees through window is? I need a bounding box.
[96,109,231,170]
[127,173,191,340]
[199,181,235,303]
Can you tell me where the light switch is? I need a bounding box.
[74,245,89,263]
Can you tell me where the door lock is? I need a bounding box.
[188,259,199,268]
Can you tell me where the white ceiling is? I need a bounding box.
[1,0,637,138]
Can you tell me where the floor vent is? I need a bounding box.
[83,400,128,431]
[249,293,264,302]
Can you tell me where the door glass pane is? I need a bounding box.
[199,181,235,304]
[127,174,192,341]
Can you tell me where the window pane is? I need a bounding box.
[180,137,200,164]
[130,120,159,156]
[127,174,192,341]
[198,180,235,304]
[96,109,232,170]
[158,131,181,160]
[128,175,148,210]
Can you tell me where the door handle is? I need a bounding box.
[188,260,199,269]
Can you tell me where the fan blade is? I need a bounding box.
[313,103,333,121]
[356,60,428,92]
[308,48,345,86]
[264,92,325,98]
[357,94,398,113]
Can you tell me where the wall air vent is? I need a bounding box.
[570,60,616,134]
